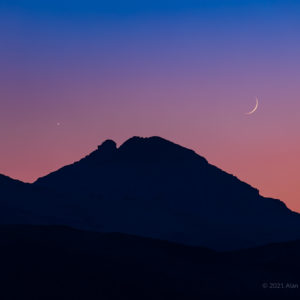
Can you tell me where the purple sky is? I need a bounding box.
[1,1,300,211]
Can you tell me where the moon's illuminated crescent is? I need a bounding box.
[246,97,259,115]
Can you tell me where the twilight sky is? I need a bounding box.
[1,1,300,211]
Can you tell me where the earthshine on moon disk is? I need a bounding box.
[246,97,259,115]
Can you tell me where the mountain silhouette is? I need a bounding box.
[0,174,83,226]
[21,136,300,250]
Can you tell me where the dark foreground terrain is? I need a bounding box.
[0,225,299,300]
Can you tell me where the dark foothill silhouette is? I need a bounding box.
[0,225,299,300]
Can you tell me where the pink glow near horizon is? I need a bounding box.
[1,1,300,211]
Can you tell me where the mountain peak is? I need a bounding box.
[97,139,117,152]
[118,136,208,164]
[82,139,117,163]
[31,135,300,250]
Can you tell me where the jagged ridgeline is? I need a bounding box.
[1,137,300,250]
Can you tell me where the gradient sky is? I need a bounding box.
[1,1,300,211]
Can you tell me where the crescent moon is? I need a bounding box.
[246,97,259,115]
